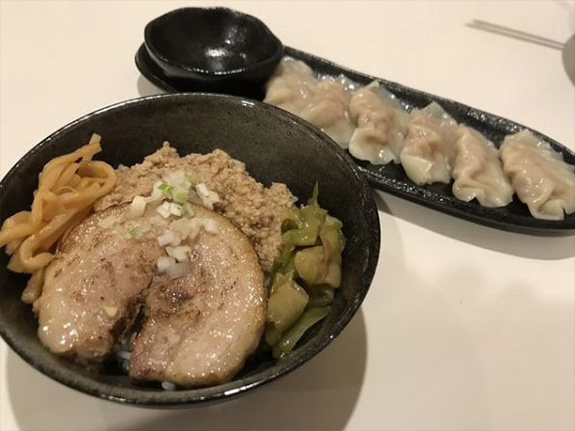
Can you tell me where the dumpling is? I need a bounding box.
[400,102,459,185]
[299,80,355,148]
[348,81,409,165]
[499,130,575,220]
[333,74,362,92]
[451,127,514,207]
[264,59,354,148]
[264,57,318,115]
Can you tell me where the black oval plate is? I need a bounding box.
[136,44,575,235]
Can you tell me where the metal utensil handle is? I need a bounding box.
[468,19,564,50]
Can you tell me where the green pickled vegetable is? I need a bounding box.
[281,218,299,233]
[307,182,319,206]
[321,216,344,253]
[265,325,283,345]
[307,285,335,307]
[318,218,343,288]
[282,205,327,247]
[294,246,326,285]
[292,214,344,288]
[265,183,345,356]
[281,228,317,247]
[266,272,309,339]
[269,244,295,285]
[272,306,331,359]
[323,259,341,289]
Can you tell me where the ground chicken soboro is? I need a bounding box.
[95,144,295,270]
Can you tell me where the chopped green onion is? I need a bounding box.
[156,255,176,272]
[174,191,189,203]
[195,183,220,210]
[169,202,184,217]
[129,196,147,217]
[128,223,151,241]
[166,245,191,262]
[158,230,176,247]
[156,201,172,219]
[165,261,191,279]
[158,182,173,197]
[183,202,194,217]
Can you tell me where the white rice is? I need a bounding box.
[161,381,177,391]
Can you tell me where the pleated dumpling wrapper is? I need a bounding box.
[348,81,409,165]
[264,57,318,116]
[452,127,514,207]
[500,130,575,220]
[299,79,355,148]
[265,58,354,148]
[400,102,459,185]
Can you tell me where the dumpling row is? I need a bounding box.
[264,57,575,220]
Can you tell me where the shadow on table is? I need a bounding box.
[137,75,166,98]
[375,191,575,260]
[7,310,367,431]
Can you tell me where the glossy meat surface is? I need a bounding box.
[129,206,265,386]
[36,205,165,359]
[36,204,266,385]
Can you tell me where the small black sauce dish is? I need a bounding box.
[0,94,379,407]
[144,7,283,97]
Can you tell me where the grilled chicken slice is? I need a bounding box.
[129,206,266,386]
[35,204,165,359]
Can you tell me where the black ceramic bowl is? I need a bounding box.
[144,7,283,96]
[0,94,379,406]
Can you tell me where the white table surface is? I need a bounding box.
[1,1,574,430]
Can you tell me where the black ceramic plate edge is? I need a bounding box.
[135,43,575,235]
[136,44,209,93]
[136,44,269,99]
[0,93,380,406]
[136,44,178,92]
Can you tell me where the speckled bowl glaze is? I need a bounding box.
[0,94,379,407]
[144,7,283,98]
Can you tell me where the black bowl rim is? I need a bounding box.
[144,7,284,78]
[0,93,380,406]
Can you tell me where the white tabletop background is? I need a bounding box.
[1,1,574,430]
